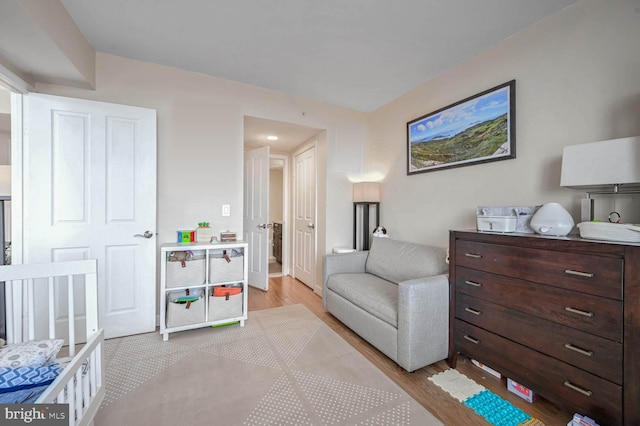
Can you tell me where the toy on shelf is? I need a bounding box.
[196,221,215,242]
[177,230,195,243]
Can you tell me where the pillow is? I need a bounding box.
[365,238,448,284]
[0,339,64,368]
[0,364,61,394]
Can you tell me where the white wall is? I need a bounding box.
[24,0,640,291]
[36,53,369,294]
[0,92,10,165]
[367,0,640,248]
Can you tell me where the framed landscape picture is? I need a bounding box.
[407,80,516,175]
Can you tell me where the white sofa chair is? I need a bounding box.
[323,237,449,372]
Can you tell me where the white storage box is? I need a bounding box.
[471,359,502,378]
[196,227,215,242]
[209,249,244,283]
[166,252,206,288]
[477,205,540,233]
[209,287,243,321]
[166,288,205,328]
[507,378,538,402]
[476,215,516,233]
[577,221,640,243]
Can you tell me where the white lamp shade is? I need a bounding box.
[561,136,640,189]
[353,182,380,202]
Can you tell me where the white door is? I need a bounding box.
[24,93,157,340]
[293,144,316,289]
[243,146,269,291]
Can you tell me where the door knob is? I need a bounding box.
[308,223,315,229]
[134,230,154,238]
[257,223,273,229]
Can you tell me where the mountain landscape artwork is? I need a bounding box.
[407,80,515,175]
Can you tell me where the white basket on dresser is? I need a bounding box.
[577,222,640,243]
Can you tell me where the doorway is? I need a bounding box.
[243,116,322,288]
[292,143,317,289]
[268,156,286,277]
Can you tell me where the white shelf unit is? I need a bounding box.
[160,241,248,341]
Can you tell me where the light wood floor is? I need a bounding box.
[248,275,574,426]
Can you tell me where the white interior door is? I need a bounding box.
[24,93,157,340]
[243,146,269,291]
[293,144,316,289]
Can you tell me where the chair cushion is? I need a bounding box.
[365,238,447,284]
[326,273,398,327]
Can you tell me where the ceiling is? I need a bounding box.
[1,1,579,150]
[244,116,323,153]
[58,0,577,113]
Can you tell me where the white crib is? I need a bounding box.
[0,259,105,426]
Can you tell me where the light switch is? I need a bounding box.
[222,204,231,216]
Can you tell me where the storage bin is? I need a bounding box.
[166,251,206,288]
[209,249,244,283]
[209,286,243,321]
[166,288,205,328]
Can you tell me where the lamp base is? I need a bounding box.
[581,198,594,222]
[353,202,380,250]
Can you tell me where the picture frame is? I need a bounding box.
[407,80,516,175]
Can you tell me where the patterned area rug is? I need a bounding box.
[94,304,441,425]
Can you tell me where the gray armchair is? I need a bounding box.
[323,237,449,372]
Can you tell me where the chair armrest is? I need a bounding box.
[397,273,449,372]
[322,251,368,304]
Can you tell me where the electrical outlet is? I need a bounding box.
[222,204,230,216]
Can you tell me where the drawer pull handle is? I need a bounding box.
[463,335,480,344]
[464,307,482,316]
[464,280,482,287]
[565,269,594,278]
[563,381,593,397]
[564,343,594,357]
[565,307,594,317]
[465,253,482,259]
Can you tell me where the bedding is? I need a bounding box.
[0,357,91,404]
[0,363,63,404]
[0,383,50,404]
[0,340,65,404]
[0,364,62,394]
[0,339,64,368]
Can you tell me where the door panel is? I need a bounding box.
[293,145,316,288]
[24,93,156,340]
[106,117,137,222]
[243,146,269,291]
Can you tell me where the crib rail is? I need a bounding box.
[0,259,99,356]
[0,259,103,426]
[36,329,105,426]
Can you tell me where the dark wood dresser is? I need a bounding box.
[448,230,640,425]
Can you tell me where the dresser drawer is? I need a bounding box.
[455,240,623,299]
[454,320,622,425]
[456,293,623,384]
[455,267,622,341]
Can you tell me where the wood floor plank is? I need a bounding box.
[248,275,573,426]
